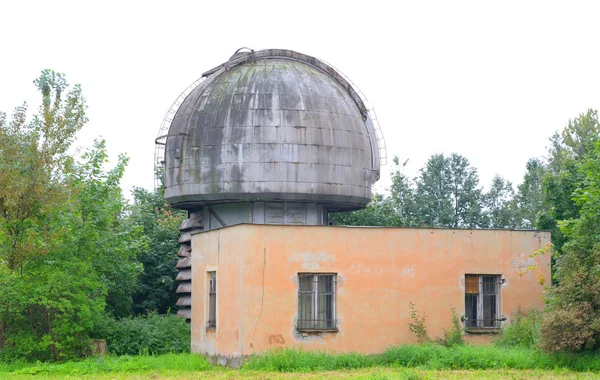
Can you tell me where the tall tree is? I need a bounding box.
[0,71,105,361]
[129,186,183,315]
[514,158,546,228]
[548,109,600,174]
[538,109,599,252]
[71,139,143,318]
[540,140,600,352]
[415,153,484,228]
[0,70,86,271]
[389,157,418,226]
[329,193,403,227]
[484,175,519,229]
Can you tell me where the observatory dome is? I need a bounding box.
[163,49,382,211]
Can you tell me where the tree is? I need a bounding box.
[484,175,520,229]
[540,140,600,352]
[71,139,143,318]
[129,186,183,315]
[547,109,600,174]
[0,70,86,272]
[514,158,546,229]
[329,193,403,226]
[0,71,147,361]
[389,157,418,226]
[415,153,484,228]
[536,110,599,253]
[0,70,106,360]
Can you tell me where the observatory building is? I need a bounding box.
[157,49,550,364]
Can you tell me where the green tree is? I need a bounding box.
[129,186,183,315]
[547,109,600,174]
[71,139,143,318]
[540,140,600,352]
[537,109,599,253]
[329,193,403,226]
[0,70,86,272]
[514,158,546,229]
[415,153,484,228]
[389,157,418,226]
[484,175,520,229]
[0,70,106,361]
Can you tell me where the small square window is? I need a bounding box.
[297,273,337,331]
[465,274,502,330]
[207,272,216,329]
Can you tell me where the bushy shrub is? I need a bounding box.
[0,259,106,362]
[539,303,598,353]
[494,310,541,349]
[100,313,190,356]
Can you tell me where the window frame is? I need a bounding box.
[207,271,217,330]
[464,274,504,333]
[296,273,338,332]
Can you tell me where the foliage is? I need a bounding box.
[0,71,153,362]
[540,304,598,353]
[0,71,106,361]
[329,193,403,226]
[414,153,485,228]
[72,139,143,318]
[96,313,190,356]
[483,175,520,229]
[440,308,464,347]
[0,258,105,361]
[129,187,184,315]
[494,310,541,349]
[514,158,546,229]
[0,69,86,272]
[408,302,429,343]
[389,157,418,226]
[537,113,600,352]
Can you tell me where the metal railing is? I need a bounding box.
[154,76,206,190]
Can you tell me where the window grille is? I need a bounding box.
[465,274,502,329]
[207,272,216,328]
[297,274,336,330]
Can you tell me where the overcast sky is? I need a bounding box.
[1,0,600,196]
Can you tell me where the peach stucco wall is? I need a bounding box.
[190,225,550,357]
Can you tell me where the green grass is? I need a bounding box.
[0,353,213,376]
[241,344,600,372]
[1,344,600,378]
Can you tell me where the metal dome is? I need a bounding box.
[161,49,383,211]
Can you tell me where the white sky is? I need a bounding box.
[1,0,600,196]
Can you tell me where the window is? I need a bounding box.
[297,273,336,331]
[207,272,216,329]
[465,274,502,329]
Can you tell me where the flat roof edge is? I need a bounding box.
[190,223,551,235]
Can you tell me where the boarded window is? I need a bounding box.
[297,274,336,330]
[207,272,216,328]
[464,274,502,329]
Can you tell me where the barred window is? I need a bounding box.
[207,272,216,329]
[465,274,502,329]
[297,273,337,331]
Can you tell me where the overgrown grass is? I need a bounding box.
[242,344,600,372]
[0,353,212,376]
[2,344,600,376]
